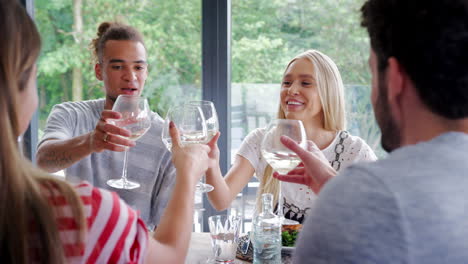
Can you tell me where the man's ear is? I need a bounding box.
[95,63,103,81]
[386,57,405,124]
[387,57,405,100]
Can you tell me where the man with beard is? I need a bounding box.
[36,22,175,231]
[274,0,468,263]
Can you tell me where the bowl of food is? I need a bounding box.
[281,223,302,254]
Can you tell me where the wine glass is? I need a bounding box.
[188,100,218,193]
[107,95,152,189]
[161,104,208,149]
[161,105,208,179]
[261,119,306,225]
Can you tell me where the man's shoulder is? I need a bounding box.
[51,99,104,115]
[333,132,468,193]
[305,133,468,263]
[55,99,105,110]
[149,111,165,128]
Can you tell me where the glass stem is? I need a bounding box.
[199,174,206,186]
[121,149,129,186]
[277,179,283,218]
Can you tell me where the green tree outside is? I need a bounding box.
[36,0,384,157]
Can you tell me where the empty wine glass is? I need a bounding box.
[261,119,306,225]
[107,95,152,190]
[188,100,218,193]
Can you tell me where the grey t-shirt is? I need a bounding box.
[38,99,176,230]
[294,132,468,264]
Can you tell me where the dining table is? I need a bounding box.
[185,232,293,264]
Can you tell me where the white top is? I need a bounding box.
[236,128,377,223]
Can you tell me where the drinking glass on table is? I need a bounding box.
[188,100,218,193]
[107,95,151,190]
[261,119,306,225]
[208,215,242,264]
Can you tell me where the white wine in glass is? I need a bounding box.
[188,100,218,193]
[161,104,208,151]
[261,119,306,225]
[261,151,302,174]
[107,95,151,190]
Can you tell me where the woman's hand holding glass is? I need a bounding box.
[188,101,219,192]
[205,131,221,171]
[161,104,208,150]
[161,101,219,193]
[168,121,211,184]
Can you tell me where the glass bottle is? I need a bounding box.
[253,193,281,264]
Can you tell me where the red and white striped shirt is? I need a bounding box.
[44,181,149,263]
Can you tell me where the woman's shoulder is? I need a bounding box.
[73,181,125,214]
[340,131,377,161]
[246,127,267,137]
[242,128,267,144]
[73,182,149,263]
[342,131,368,147]
[72,181,135,226]
[40,180,148,263]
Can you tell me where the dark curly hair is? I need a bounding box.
[361,0,468,119]
[90,21,145,64]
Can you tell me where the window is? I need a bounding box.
[30,0,382,233]
[230,0,384,231]
[35,0,204,229]
[35,0,202,134]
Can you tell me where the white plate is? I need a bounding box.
[282,246,295,253]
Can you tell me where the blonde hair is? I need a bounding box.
[257,50,346,211]
[0,1,85,263]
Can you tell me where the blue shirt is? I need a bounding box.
[294,132,468,263]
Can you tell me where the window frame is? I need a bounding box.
[201,0,231,231]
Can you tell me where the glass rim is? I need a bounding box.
[188,100,214,105]
[208,214,241,221]
[116,94,147,99]
[268,118,304,124]
[165,104,203,116]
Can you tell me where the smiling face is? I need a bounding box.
[280,58,323,123]
[95,40,148,106]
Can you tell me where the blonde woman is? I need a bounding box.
[206,50,377,223]
[0,1,210,263]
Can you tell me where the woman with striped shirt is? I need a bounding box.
[0,1,210,263]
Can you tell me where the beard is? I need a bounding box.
[374,76,401,153]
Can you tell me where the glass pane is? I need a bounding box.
[35,0,202,132]
[35,0,202,225]
[231,0,384,231]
